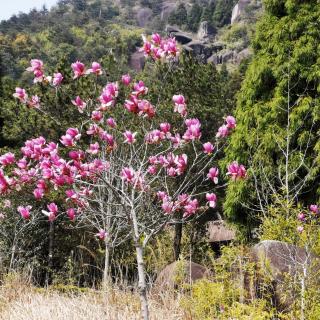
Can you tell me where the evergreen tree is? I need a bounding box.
[223,0,320,227]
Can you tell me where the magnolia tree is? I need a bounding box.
[1,34,246,319]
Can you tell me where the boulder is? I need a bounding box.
[234,48,251,64]
[173,32,192,45]
[222,50,234,63]
[136,8,153,27]
[231,0,251,24]
[154,260,208,290]
[197,21,215,40]
[129,49,145,72]
[252,240,320,309]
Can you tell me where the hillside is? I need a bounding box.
[0,0,262,81]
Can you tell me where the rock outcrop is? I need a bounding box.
[197,21,215,40]
[231,0,251,24]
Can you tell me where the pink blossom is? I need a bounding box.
[3,200,11,208]
[13,87,28,103]
[138,100,155,118]
[183,118,201,141]
[216,125,229,138]
[28,95,41,109]
[0,152,15,166]
[206,193,217,208]
[133,81,148,96]
[33,188,44,199]
[121,74,131,86]
[71,96,86,113]
[106,117,116,128]
[310,205,318,214]
[67,208,76,221]
[91,110,103,122]
[226,116,236,129]
[71,61,86,79]
[147,165,157,175]
[123,131,137,144]
[183,198,199,218]
[96,229,107,240]
[203,142,214,154]
[151,33,161,45]
[297,213,305,221]
[121,167,135,183]
[297,226,304,233]
[17,206,32,219]
[227,161,246,180]
[52,73,63,86]
[173,95,187,117]
[159,123,171,134]
[86,62,102,75]
[207,167,219,184]
[26,59,43,72]
[87,142,100,155]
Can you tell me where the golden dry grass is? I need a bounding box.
[0,275,184,320]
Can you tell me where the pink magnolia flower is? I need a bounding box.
[133,81,148,96]
[138,100,155,118]
[226,116,236,129]
[183,198,199,218]
[151,33,161,45]
[96,229,107,240]
[91,110,103,122]
[67,208,76,221]
[310,204,318,214]
[52,72,63,86]
[121,74,131,86]
[162,201,175,214]
[297,226,304,233]
[147,165,157,175]
[71,61,86,79]
[18,206,32,219]
[87,142,100,155]
[106,117,116,128]
[26,59,43,72]
[297,213,305,221]
[0,152,15,166]
[123,131,137,144]
[207,167,219,184]
[3,199,11,208]
[86,62,102,75]
[203,142,214,154]
[216,125,229,138]
[227,161,246,180]
[33,188,44,200]
[121,167,135,183]
[206,193,217,208]
[183,118,201,141]
[13,87,28,103]
[71,96,86,113]
[173,95,187,117]
[42,203,58,221]
[28,95,41,109]
[160,123,171,134]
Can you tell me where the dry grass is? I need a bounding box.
[0,275,184,320]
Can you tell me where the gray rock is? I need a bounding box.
[136,8,153,27]
[231,0,251,24]
[197,21,215,40]
[222,50,234,63]
[174,32,193,45]
[129,49,145,72]
[154,260,209,290]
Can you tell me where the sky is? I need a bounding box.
[0,0,58,21]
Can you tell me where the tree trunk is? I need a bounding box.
[135,244,149,320]
[46,221,54,286]
[102,240,111,292]
[173,221,183,261]
[131,208,149,320]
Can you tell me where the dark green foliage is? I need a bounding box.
[223,0,320,227]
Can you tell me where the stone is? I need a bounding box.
[197,21,215,40]
[222,50,234,63]
[231,0,251,24]
[173,32,192,45]
[136,8,153,27]
[154,260,208,290]
[129,49,145,72]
